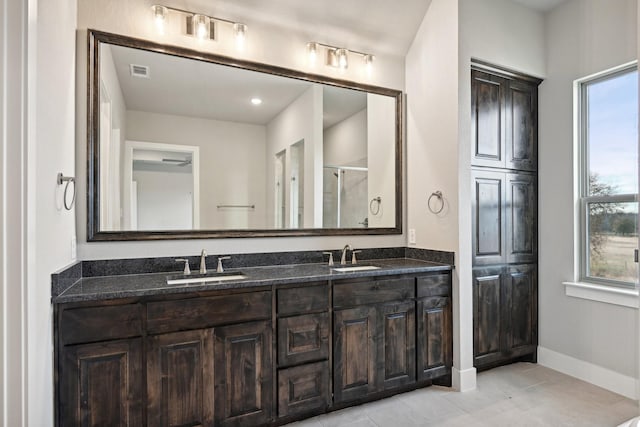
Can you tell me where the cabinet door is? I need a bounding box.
[504,265,537,358]
[506,173,537,264]
[59,339,142,427]
[472,170,506,266]
[506,80,538,171]
[379,301,416,390]
[146,329,214,427]
[472,267,505,368]
[471,69,507,168]
[417,297,452,381]
[333,306,377,403]
[214,321,273,427]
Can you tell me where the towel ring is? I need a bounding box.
[57,173,76,210]
[427,191,444,214]
[369,196,381,215]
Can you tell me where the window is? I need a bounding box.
[578,63,638,286]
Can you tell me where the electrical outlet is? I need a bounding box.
[71,236,77,260]
[408,228,416,245]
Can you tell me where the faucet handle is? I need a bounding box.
[323,252,334,266]
[351,250,362,264]
[217,256,231,273]
[175,258,191,275]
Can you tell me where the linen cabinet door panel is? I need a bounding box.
[146,329,214,427]
[417,296,452,381]
[59,339,143,427]
[379,301,416,390]
[472,170,506,266]
[506,173,537,264]
[472,267,505,367]
[333,306,378,403]
[471,69,507,168]
[214,321,273,427]
[506,80,537,171]
[505,265,537,357]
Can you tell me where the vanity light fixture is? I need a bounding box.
[307,41,374,71]
[151,4,247,44]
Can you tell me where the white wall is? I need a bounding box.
[28,0,78,426]
[324,109,367,166]
[266,85,323,228]
[367,94,397,228]
[133,166,194,230]
[406,0,464,389]
[538,0,638,396]
[126,110,267,229]
[76,0,405,260]
[1,0,29,424]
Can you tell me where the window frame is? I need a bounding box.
[576,62,638,288]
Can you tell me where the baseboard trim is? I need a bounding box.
[452,366,477,392]
[538,346,638,400]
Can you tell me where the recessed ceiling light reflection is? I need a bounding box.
[251,97,263,105]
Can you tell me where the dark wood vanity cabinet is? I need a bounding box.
[276,283,330,419]
[57,302,144,426]
[56,271,452,426]
[333,274,451,404]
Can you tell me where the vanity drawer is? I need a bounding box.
[59,304,143,345]
[278,361,330,418]
[277,283,328,316]
[417,273,451,298]
[333,277,415,308]
[146,291,271,334]
[278,313,329,367]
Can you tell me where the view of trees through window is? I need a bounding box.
[584,67,638,284]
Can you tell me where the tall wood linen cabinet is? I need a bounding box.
[470,62,542,370]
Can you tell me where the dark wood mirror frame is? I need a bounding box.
[87,30,403,241]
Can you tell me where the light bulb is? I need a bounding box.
[233,23,247,49]
[336,49,348,69]
[152,5,167,33]
[251,97,262,105]
[193,14,208,39]
[306,42,318,65]
[364,54,374,74]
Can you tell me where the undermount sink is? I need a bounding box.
[332,265,381,273]
[166,272,247,285]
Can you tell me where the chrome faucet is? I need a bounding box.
[199,249,208,274]
[340,244,352,265]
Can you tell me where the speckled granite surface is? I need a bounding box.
[52,247,453,304]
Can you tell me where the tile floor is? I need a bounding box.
[288,363,639,427]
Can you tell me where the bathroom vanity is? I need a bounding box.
[53,250,453,426]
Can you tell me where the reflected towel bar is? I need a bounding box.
[216,204,255,209]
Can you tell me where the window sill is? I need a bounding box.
[563,281,639,308]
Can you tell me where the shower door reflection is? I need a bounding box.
[323,166,368,228]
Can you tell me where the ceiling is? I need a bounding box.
[109,44,366,128]
[186,0,568,59]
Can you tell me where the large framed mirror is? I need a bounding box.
[87,30,402,240]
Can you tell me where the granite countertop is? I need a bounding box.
[53,258,452,304]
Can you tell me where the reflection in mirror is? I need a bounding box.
[89,31,401,239]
